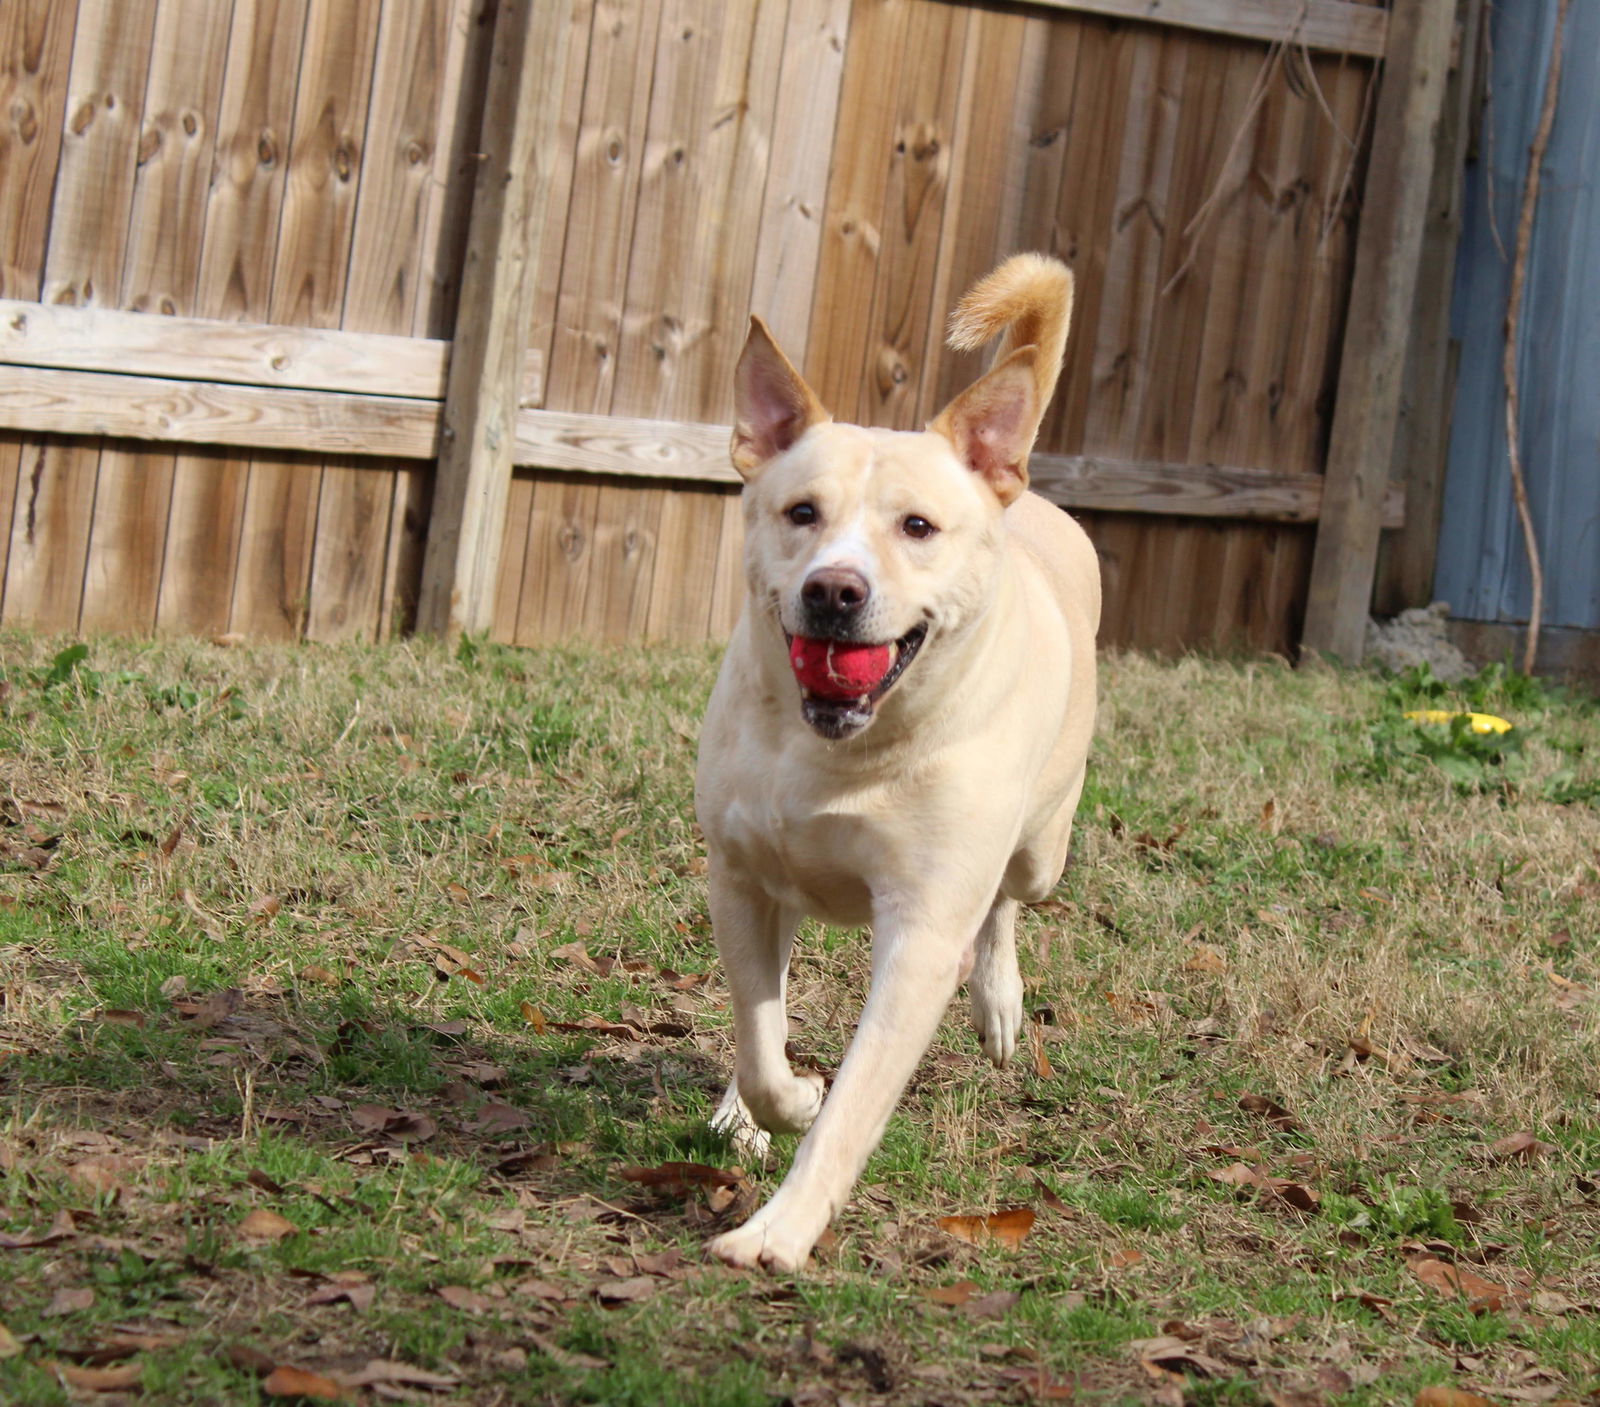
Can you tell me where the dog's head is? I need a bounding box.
[729,318,1046,741]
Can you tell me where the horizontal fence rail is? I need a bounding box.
[0,299,1401,527]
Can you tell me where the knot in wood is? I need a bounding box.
[14,99,39,145]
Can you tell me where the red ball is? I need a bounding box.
[788,636,894,700]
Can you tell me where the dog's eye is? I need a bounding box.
[902,515,937,540]
[786,502,818,527]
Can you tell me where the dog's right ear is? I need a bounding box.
[731,316,830,478]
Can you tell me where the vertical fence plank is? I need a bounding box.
[1080,27,1187,456]
[614,0,787,424]
[229,0,380,641]
[542,0,665,415]
[157,0,308,634]
[0,1,79,608]
[308,0,455,643]
[79,0,234,635]
[1305,0,1456,661]
[748,0,851,363]
[1037,16,1136,456]
[4,0,158,630]
[1373,0,1482,615]
[600,0,785,641]
[643,485,731,639]
[856,0,966,429]
[515,476,602,643]
[706,489,746,639]
[492,0,591,643]
[804,0,911,412]
[417,0,574,638]
[916,4,1030,423]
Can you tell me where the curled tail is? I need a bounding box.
[946,253,1075,426]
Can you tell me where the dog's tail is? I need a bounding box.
[946,253,1074,420]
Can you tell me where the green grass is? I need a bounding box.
[1,633,1598,1404]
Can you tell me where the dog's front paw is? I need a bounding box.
[970,977,1024,1068]
[709,1080,772,1163]
[707,1213,814,1274]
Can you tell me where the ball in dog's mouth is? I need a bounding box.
[787,625,927,739]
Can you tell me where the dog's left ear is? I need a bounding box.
[731,316,830,478]
[929,347,1040,507]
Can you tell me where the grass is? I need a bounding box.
[0,631,1597,1405]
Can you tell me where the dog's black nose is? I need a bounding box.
[801,566,870,621]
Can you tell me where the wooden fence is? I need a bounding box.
[0,0,1459,658]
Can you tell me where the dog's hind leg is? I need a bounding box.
[968,894,1024,1068]
[706,872,823,1158]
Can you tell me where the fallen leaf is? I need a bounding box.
[0,1322,21,1358]
[922,1279,979,1306]
[632,1249,683,1277]
[1238,1093,1300,1132]
[160,815,188,857]
[1487,1131,1557,1163]
[94,1008,147,1029]
[263,1364,346,1400]
[1129,1334,1230,1378]
[171,988,243,1029]
[227,1343,280,1376]
[936,1206,1035,1249]
[547,1015,643,1041]
[335,1359,459,1391]
[298,965,340,986]
[436,1285,494,1313]
[1109,1246,1145,1269]
[1030,1020,1053,1078]
[1002,1365,1079,1401]
[52,1361,143,1392]
[43,1286,95,1317]
[1415,1388,1498,1407]
[550,940,600,973]
[0,1208,77,1249]
[306,1279,375,1313]
[471,1102,531,1134]
[1183,944,1228,974]
[618,1161,744,1196]
[68,1155,142,1196]
[965,1288,1022,1320]
[1031,1174,1071,1214]
[1409,1257,1516,1311]
[595,1276,658,1304]
[238,1208,299,1241]
[349,1105,437,1143]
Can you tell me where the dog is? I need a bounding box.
[694,254,1099,1272]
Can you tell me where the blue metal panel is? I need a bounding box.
[1435,0,1600,630]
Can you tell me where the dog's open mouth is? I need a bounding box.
[786,625,927,739]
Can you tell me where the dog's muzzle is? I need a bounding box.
[791,624,927,740]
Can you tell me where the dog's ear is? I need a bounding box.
[929,347,1039,507]
[732,316,829,478]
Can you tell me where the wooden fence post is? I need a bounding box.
[416,0,569,639]
[1372,0,1484,617]
[1302,0,1458,662]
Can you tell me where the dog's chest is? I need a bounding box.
[716,789,885,926]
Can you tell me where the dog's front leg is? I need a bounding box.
[707,869,822,1160]
[708,911,972,1272]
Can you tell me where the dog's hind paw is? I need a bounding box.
[709,1081,772,1164]
[970,986,1024,1069]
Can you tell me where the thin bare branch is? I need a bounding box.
[1503,0,1568,674]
